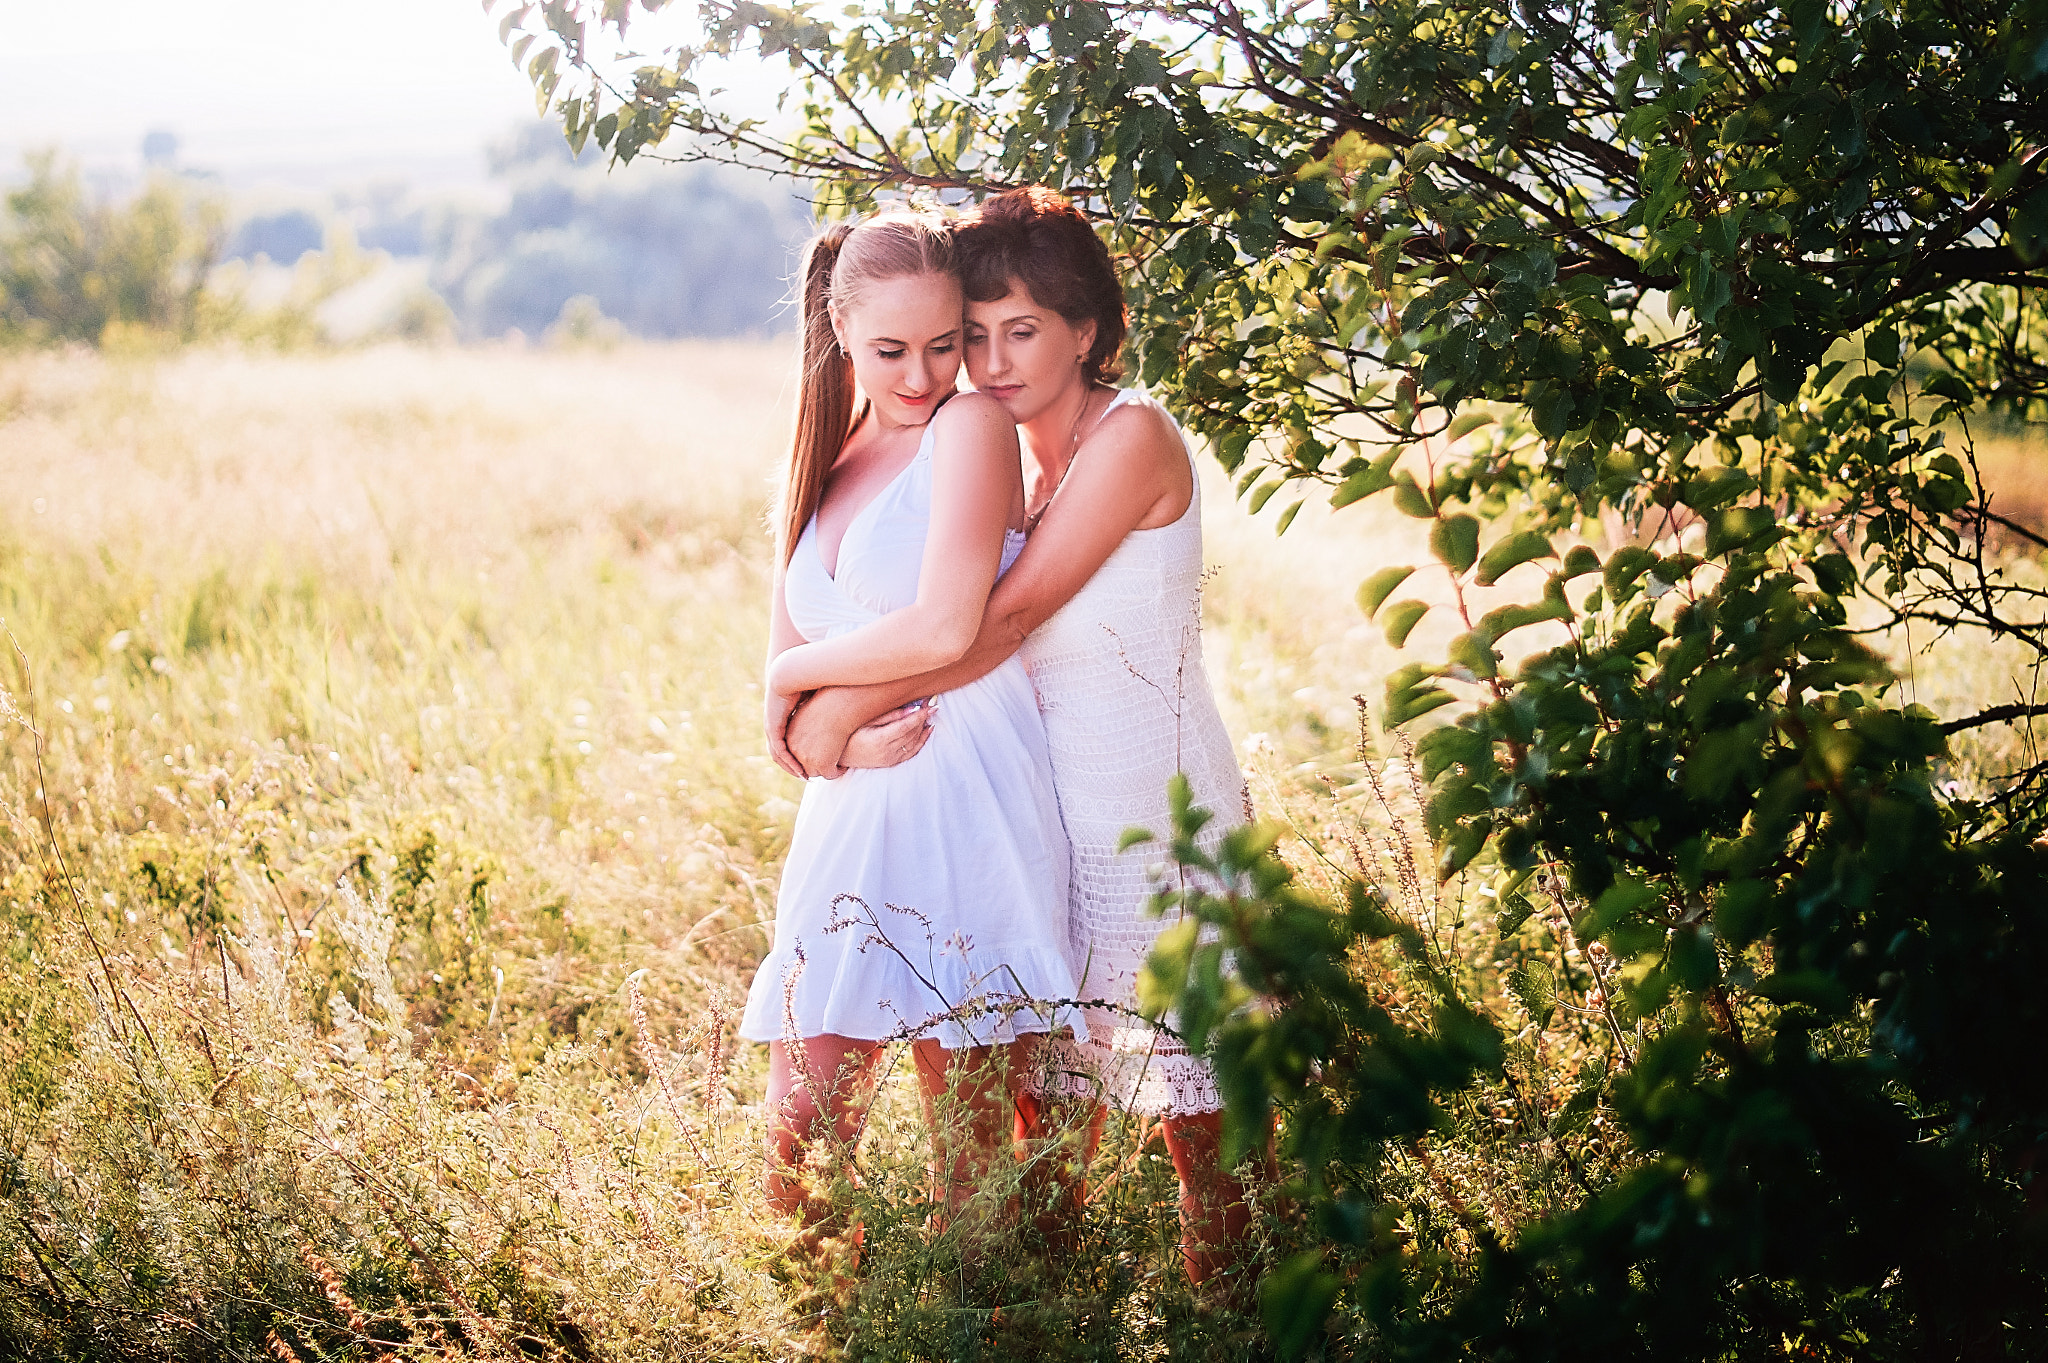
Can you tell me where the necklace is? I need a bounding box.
[1023,387,1105,533]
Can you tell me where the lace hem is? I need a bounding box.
[1029,1025,1223,1117]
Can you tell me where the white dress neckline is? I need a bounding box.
[809,421,935,583]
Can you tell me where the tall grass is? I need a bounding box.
[0,344,1297,1360]
[2,344,2038,1360]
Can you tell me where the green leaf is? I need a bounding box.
[1275,499,1303,535]
[1755,969,1852,1015]
[1477,597,1572,639]
[1508,961,1556,1028]
[1446,630,1499,679]
[1475,529,1554,585]
[1261,1250,1339,1358]
[1640,144,1689,230]
[1331,445,1402,507]
[1807,553,1855,596]
[1356,565,1416,618]
[1531,383,1576,440]
[1711,879,1770,949]
[1117,826,1157,853]
[1137,917,1202,1016]
[1705,505,1776,556]
[1685,725,1764,802]
[1248,479,1284,514]
[1923,369,1972,403]
[1447,409,1496,441]
[1578,877,1660,939]
[1552,1081,1601,1134]
[1431,514,1481,574]
[1385,663,1457,726]
[1603,545,1657,597]
[1383,599,1430,647]
[1438,820,1490,879]
[1417,723,1488,780]
[1391,472,1435,518]
[1496,890,1535,936]
[1218,427,1255,470]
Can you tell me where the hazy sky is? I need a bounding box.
[0,0,745,188]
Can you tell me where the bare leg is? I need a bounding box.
[910,1039,1018,1217]
[764,1034,882,1236]
[1163,1110,1261,1292]
[1014,1081,1105,1255]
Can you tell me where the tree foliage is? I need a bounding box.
[427,132,812,340]
[504,0,2048,1352]
[0,152,226,347]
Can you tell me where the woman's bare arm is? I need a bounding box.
[785,400,1192,777]
[766,396,1017,695]
[764,561,812,779]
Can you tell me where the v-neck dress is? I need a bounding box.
[739,419,1085,1051]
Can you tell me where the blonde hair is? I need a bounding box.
[779,208,956,564]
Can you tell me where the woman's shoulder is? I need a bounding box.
[1090,389,1189,473]
[930,388,1015,437]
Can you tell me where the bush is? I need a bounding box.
[0,152,225,348]
[1143,735,2048,1358]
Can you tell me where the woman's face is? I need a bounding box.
[964,285,1097,425]
[833,272,964,428]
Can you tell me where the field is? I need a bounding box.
[1,343,2038,1361]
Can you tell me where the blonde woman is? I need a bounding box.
[738,208,1084,1231]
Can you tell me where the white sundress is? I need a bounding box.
[739,416,1085,1052]
[1022,388,1252,1116]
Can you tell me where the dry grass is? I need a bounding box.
[2,342,2039,1361]
[0,342,1316,1361]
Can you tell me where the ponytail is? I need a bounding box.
[780,222,859,566]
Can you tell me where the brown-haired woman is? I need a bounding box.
[779,187,1258,1290]
[737,207,1086,1236]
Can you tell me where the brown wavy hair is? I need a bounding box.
[952,186,1127,385]
[779,208,955,565]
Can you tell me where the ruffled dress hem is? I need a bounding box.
[739,940,1089,1052]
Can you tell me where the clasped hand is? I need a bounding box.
[766,688,934,781]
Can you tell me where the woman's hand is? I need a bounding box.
[786,687,866,779]
[765,688,808,779]
[840,701,936,770]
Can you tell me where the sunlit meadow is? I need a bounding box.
[2,343,2037,1360]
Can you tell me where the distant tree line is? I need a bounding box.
[1,124,811,348]
[222,123,812,342]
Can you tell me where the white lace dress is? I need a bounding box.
[1021,389,1252,1116]
[739,421,1086,1052]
